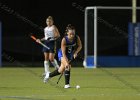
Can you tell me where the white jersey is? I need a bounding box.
[44,25,55,40]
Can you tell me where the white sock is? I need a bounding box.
[44,61,50,73]
[51,59,59,69]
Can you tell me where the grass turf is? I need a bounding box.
[0,67,140,100]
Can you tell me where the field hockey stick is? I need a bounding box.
[30,35,50,49]
[57,73,63,84]
[56,59,73,84]
[56,54,84,84]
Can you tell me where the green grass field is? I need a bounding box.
[0,67,140,100]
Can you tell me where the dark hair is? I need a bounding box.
[65,24,75,35]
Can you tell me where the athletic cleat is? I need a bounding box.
[43,73,50,83]
[64,84,71,89]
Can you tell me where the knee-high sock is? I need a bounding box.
[49,69,61,78]
[64,70,70,85]
[51,59,59,69]
[44,61,50,73]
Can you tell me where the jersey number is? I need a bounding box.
[68,46,72,53]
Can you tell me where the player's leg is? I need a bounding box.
[49,53,59,69]
[44,60,65,83]
[49,56,71,88]
[49,41,59,69]
[62,56,71,88]
[64,68,71,88]
[64,55,72,88]
[44,52,50,73]
[42,40,51,74]
[50,62,65,77]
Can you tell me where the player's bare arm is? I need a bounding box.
[74,36,82,59]
[61,38,69,65]
[53,25,60,39]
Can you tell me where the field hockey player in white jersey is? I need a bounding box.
[36,16,60,76]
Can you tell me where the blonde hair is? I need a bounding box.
[46,16,53,21]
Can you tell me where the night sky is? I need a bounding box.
[0,0,140,62]
[0,0,137,36]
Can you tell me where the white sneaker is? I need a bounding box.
[43,73,50,83]
[64,84,71,89]
[42,71,50,77]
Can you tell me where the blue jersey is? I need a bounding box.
[65,35,77,55]
[58,35,78,61]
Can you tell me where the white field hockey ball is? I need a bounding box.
[76,85,80,89]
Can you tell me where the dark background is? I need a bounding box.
[0,0,140,66]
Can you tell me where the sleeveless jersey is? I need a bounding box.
[65,35,78,55]
[44,25,55,40]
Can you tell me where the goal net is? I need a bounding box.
[84,6,140,68]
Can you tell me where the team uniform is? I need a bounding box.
[44,35,79,88]
[43,25,56,53]
[43,24,82,89]
[42,25,59,74]
[58,35,78,61]
[58,35,78,88]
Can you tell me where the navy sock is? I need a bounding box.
[64,70,70,85]
[49,69,60,78]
